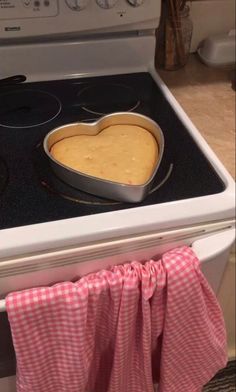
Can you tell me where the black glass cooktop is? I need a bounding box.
[0,73,225,230]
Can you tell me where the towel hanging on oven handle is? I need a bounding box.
[0,226,234,313]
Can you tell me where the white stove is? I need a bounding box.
[0,1,235,388]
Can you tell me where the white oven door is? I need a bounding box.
[0,223,235,299]
[0,227,235,392]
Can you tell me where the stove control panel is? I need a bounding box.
[0,0,161,39]
[0,0,59,19]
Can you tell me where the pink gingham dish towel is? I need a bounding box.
[6,246,227,392]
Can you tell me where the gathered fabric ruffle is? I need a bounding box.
[6,246,227,392]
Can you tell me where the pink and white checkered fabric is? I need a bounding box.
[6,246,227,392]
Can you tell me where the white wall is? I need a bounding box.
[190,0,236,52]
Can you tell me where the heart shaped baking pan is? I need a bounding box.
[43,112,164,203]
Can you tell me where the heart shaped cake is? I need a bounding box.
[50,124,158,185]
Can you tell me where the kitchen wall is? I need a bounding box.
[190,0,236,52]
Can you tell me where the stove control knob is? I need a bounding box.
[96,0,118,9]
[65,0,89,10]
[127,0,144,6]
[22,0,31,6]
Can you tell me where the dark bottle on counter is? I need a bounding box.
[156,3,193,71]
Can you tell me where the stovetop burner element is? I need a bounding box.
[34,141,121,206]
[0,90,61,128]
[41,165,174,205]
[34,141,174,206]
[77,83,140,115]
[41,179,121,206]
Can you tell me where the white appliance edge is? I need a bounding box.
[0,228,235,392]
[0,0,160,39]
[0,3,235,390]
[0,32,235,297]
[0,54,235,259]
[0,225,235,296]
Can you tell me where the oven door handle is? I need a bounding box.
[192,227,235,263]
[0,228,234,312]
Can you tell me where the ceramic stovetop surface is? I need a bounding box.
[0,72,224,230]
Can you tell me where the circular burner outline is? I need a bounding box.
[40,163,174,206]
[77,83,141,116]
[33,141,173,207]
[81,101,141,116]
[41,180,121,206]
[0,89,62,129]
[149,164,174,195]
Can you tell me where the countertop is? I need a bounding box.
[159,55,236,359]
[158,54,235,179]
